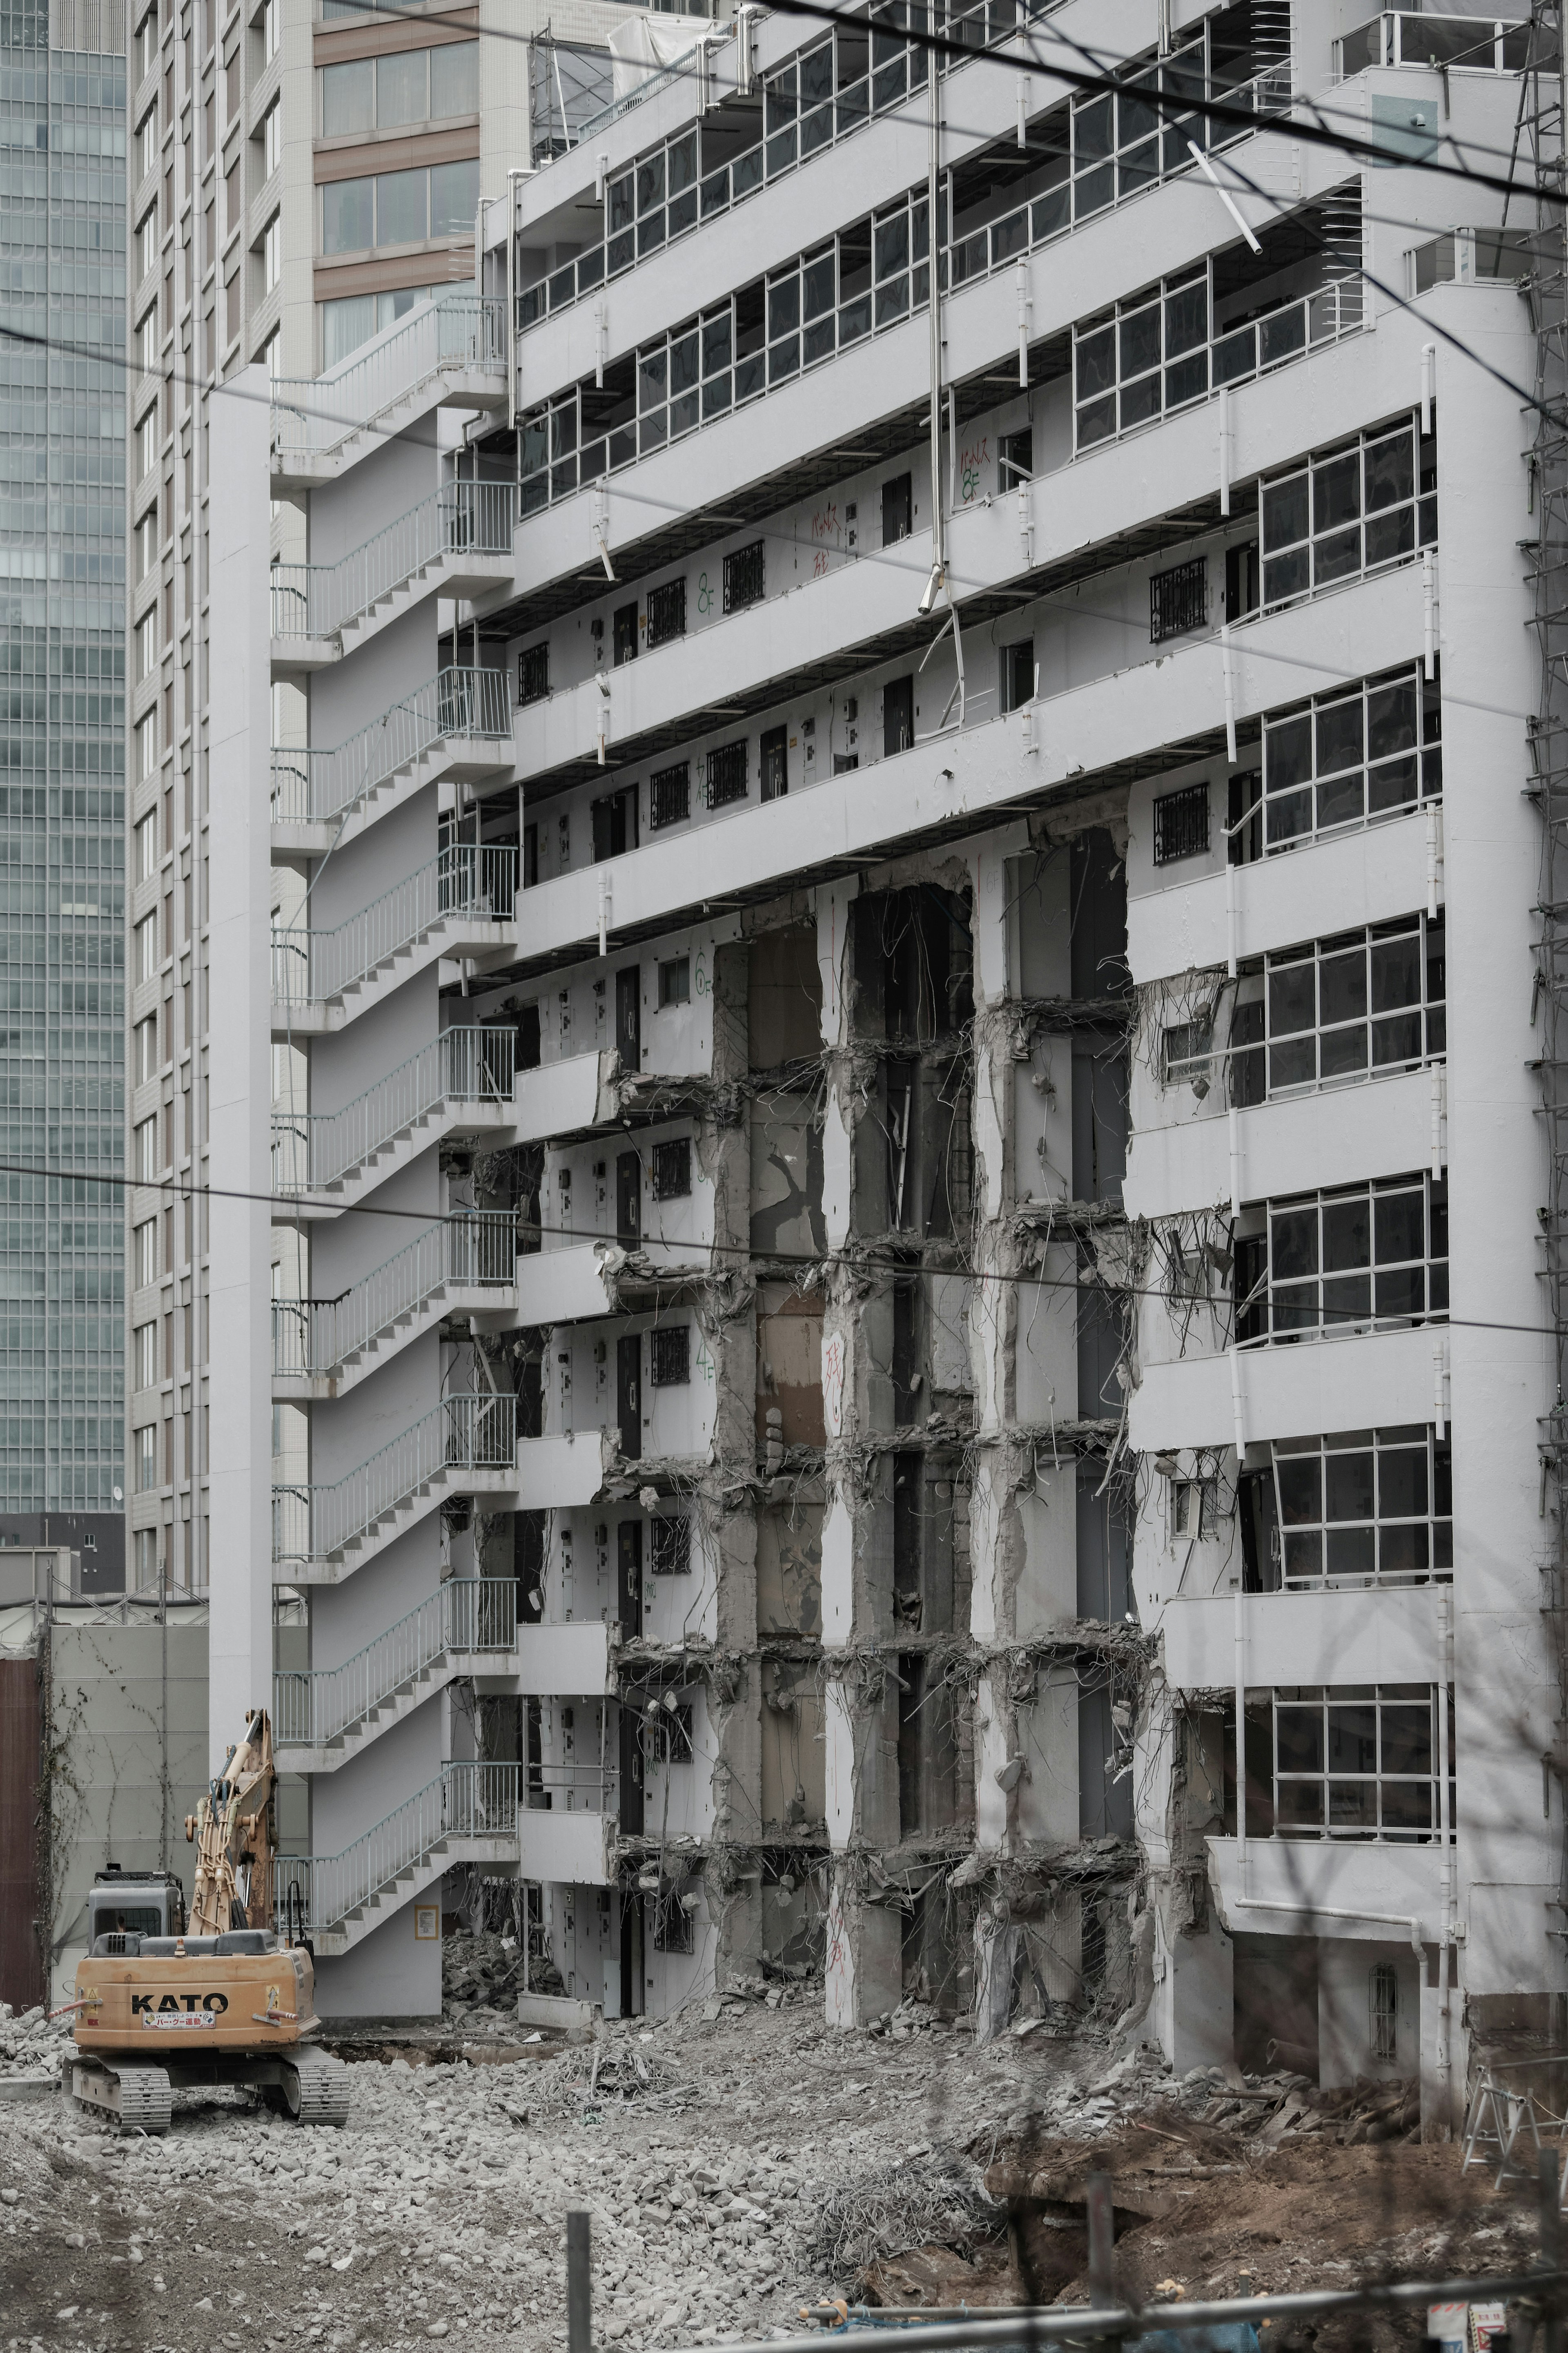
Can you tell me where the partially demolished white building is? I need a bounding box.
[199,0,1563,2115]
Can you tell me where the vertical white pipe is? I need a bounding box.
[1233,1587,1247,1866]
[1422,549,1436,679]
[1016,261,1030,390]
[1219,384,1232,517]
[1221,623,1237,763]
[1421,341,1435,435]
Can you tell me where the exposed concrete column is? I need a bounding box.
[207,366,273,1773]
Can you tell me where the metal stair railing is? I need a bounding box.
[270,667,511,830]
[270,479,517,643]
[272,1212,517,1380]
[270,1024,517,1195]
[272,844,518,1009]
[270,1391,518,1567]
[273,1577,517,1750]
[271,294,506,465]
[274,1761,519,1937]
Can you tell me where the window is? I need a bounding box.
[658,955,690,1007]
[650,1517,691,1576]
[760,725,787,803]
[135,1221,158,1288]
[137,410,158,480]
[1247,665,1443,858]
[321,56,373,134]
[613,601,637,665]
[136,9,154,78]
[1150,555,1208,641]
[137,1424,158,1491]
[723,540,764,613]
[517,642,548,706]
[883,676,913,756]
[998,428,1033,486]
[377,166,426,245]
[430,40,479,118]
[1228,915,1446,1106]
[322,176,373,255]
[263,209,282,293]
[377,46,427,125]
[1242,1426,1452,1590]
[136,1016,158,1084]
[649,761,689,831]
[136,912,158,982]
[137,107,156,180]
[137,611,158,680]
[136,511,157,581]
[591,786,636,861]
[1000,640,1034,715]
[138,307,158,374]
[136,1321,157,1389]
[651,1138,690,1200]
[1267,1684,1454,1842]
[706,740,748,810]
[137,710,158,781]
[136,811,158,883]
[320,283,434,368]
[653,1701,694,1764]
[261,98,281,180]
[1171,1476,1216,1540]
[263,0,278,62]
[652,1887,695,1953]
[649,1325,690,1386]
[136,1117,158,1182]
[136,208,158,282]
[1153,781,1210,864]
[1260,420,1436,610]
[1076,266,1209,450]
[1370,1963,1399,2062]
[1234,1174,1448,1343]
[431,160,479,236]
[645,575,686,649]
[1162,1015,1213,1088]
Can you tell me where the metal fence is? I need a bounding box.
[269,480,517,643]
[270,1025,517,1196]
[270,1391,517,1566]
[270,667,511,831]
[270,294,507,462]
[274,1760,519,1936]
[271,1213,517,1381]
[273,1578,517,1749]
[271,845,518,1009]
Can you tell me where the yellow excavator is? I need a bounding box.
[67,1708,350,2134]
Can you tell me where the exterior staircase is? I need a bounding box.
[272,1213,517,1401]
[270,1026,517,1218]
[271,846,518,1037]
[270,295,507,497]
[270,481,517,677]
[274,1579,517,1773]
[271,1392,517,1585]
[275,1762,518,1956]
[270,667,513,859]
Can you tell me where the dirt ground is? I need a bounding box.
[0,1984,1546,2353]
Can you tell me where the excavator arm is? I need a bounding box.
[185,1708,276,1937]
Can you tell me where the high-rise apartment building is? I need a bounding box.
[190,0,1564,2106]
[0,0,128,1593]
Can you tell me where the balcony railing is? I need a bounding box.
[271,294,507,464]
[274,1578,517,1749]
[527,1761,616,1812]
[271,844,519,1009]
[269,480,517,642]
[275,1761,519,1936]
[270,667,511,830]
[1336,11,1526,76]
[272,1212,517,1380]
[271,1392,518,1566]
[271,1024,517,1195]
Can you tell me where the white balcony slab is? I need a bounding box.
[513,1051,617,1143]
[1207,1834,1446,1946]
[1131,1323,1444,1453]
[513,1430,615,1510]
[1125,1066,1438,1222]
[479,1619,613,1698]
[517,1806,616,1887]
[1151,1584,1443,1694]
[1129,810,1438,987]
[515,1242,618,1325]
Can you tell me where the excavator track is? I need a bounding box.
[71,2059,173,2135]
[271,2050,351,2126]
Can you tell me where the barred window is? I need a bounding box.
[649,1325,690,1385]
[650,761,690,830]
[651,1137,690,1200]
[646,575,686,649]
[1242,1425,1452,1589]
[723,540,764,613]
[1247,665,1442,857]
[517,642,548,705]
[706,739,748,810]
[1234,1173,1448,1344]
[1150,556,1207,643]
[1153,782,1210,865]
[650,1517,692,1576]
[1228,914,1446,1107]
[1267,1683,1454,1842]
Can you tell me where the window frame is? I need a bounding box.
[1234,1171,1449,1345]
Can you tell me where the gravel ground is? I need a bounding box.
[0,1977,1106,2353]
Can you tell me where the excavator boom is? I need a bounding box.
[185,1707,276,1936]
